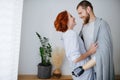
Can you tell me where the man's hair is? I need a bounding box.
[76,0,93,11]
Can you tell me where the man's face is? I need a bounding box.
[77,6,90,25]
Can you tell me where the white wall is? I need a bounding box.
[19,0,120,75]
[0,0,23,80]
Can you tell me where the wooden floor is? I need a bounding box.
[18,75,72,80]
[116,75,120,80]
[18,75,120,80]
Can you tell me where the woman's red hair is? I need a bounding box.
[54,10,68,32]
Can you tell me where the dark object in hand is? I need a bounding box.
[72,66,84,77]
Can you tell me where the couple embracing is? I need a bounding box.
[54,1,115,80]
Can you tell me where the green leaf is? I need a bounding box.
[36,32,52,65]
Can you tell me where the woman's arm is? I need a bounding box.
[83,58,96,70]
[72,43,97,77]
[73,43,97,63]
[72,58,96,77]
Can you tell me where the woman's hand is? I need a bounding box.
[88,42,98,55]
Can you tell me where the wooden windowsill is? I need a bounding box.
[18,75,73,80]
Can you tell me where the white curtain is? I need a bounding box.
[0,0,23,80]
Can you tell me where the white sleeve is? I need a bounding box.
[64,31,81,62]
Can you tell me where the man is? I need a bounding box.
[76,0,115,80]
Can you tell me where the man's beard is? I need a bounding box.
[83,14,90,25]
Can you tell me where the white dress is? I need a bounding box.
[63,30,93,80]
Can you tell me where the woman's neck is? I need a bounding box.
[68,27,73,30]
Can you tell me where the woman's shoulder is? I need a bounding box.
[65,30,77,36]
[63,30,77,39]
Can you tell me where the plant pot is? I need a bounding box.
[37,63,52,79]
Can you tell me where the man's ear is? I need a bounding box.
[86,6,91,13]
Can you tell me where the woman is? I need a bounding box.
[54,10,97,80]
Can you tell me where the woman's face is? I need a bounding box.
[67,12,76,29]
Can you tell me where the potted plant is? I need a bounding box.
[36,32,52,79]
